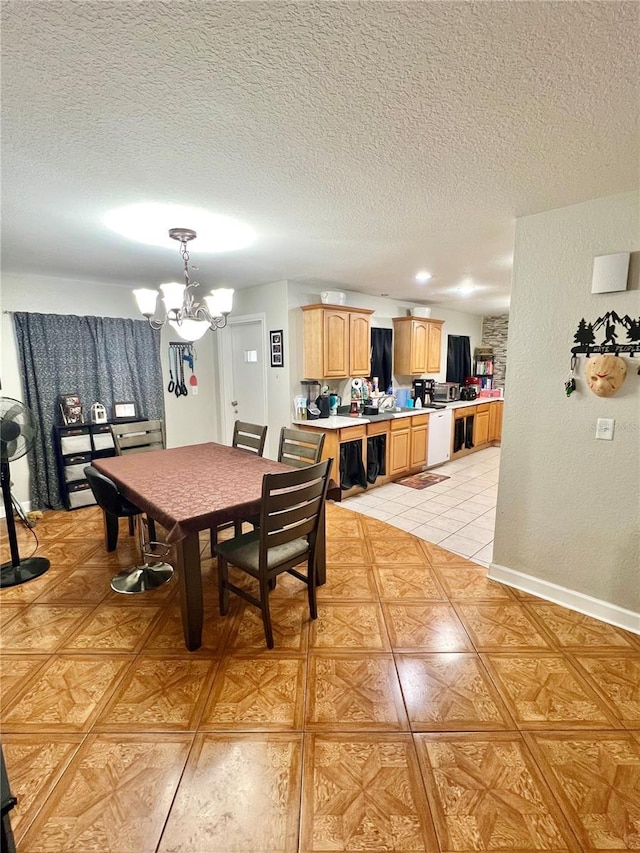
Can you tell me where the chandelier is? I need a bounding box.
[133,228,234,342]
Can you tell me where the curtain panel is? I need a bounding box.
[13,312,164,509]
[446,335,471,385]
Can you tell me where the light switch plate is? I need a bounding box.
[595,418,615,440]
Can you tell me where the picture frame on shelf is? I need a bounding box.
[58,393,83,425]
[270,329,284,368]
[113,401,137,420]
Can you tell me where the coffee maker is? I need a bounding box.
[412,378,435,407]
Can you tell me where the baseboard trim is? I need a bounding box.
[488,562,640,636]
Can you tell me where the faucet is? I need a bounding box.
[376,394,397,411]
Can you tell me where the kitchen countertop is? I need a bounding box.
[292,397,503,430]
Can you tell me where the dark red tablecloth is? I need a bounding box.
[92,442,295,543]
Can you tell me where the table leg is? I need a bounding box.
[175,533,203,651]
[316,503,326,586]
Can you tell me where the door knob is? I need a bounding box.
[231,400,238,406]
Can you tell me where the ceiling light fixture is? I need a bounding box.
[133,229,233,342]
[415,271,432,283]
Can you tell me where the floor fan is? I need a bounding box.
[0,397,50,587]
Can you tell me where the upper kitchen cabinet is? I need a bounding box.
[392,317,444,375]
[302,304,374,378]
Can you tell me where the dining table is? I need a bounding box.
[93,442,337,651]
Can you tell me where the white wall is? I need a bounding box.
[1,273,219,505]
[287,281,484,405]
[493,191,640,616]
[229,280,291,459]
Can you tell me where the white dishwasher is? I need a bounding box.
[427,408,453,467]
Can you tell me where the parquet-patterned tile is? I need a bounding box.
[226,600,310,654]
[27,538,100,568]
[0,654,50,714]
[525,732,640,852]
[1,734,84,842]
[570,653,640,727]
[325,508,364,538]
[310,603,390,651]
[306,653,409,731]
[374,565,447,600]
[383,602,474,652]
[158,733,302,853]
[415,732,580,852]
[325,537,371,565]
[315,567,379,601]
[360,516,419,539]
[0,604,94,653]
[301,733,437,852]
[19,733,192,853]
[435,562,517,600]
[31,565,112,605]
[526,603,640,651]
[454,602,554,652]
[200,655,305,730]
[60,603,164,653]
[369,537,429,565]
[483,653,621,730]
[1,655,131,733]
[0,602,25,629]
[94,656,216,732]
[141,600,234,656]
[395,653,515,731]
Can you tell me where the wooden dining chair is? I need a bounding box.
[110,419,166,455]
[278,427,325,467]
[215,459,332,648]
[210,421,269,550]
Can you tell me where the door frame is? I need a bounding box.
[217,313,269,446]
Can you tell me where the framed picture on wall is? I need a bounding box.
[270,329,284,368]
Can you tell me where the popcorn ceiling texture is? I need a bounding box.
[1,1,638,314]
[481,315,509,389]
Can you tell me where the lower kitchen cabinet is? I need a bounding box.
[409,415,428,469]
[473,403,491,447]
[388,421,410,476]
[489,400,504,442]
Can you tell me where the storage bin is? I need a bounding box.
[61,434,92,454]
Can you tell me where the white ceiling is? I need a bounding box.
[1,1,638,315]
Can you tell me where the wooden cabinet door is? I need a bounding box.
[410,423,428,469]
[426,322,442,373]
[323,310,350,377]
[411,321,429,374]
[474,408,490,447]
[488,401,503,442]
[389,429,410,475]
[349,312,371,376]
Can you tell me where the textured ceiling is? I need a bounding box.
[1,1,638,315]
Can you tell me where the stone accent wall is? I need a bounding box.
[481,314,509,389]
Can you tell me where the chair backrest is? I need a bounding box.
[111,419,166,456]
[232,420,268,456]
[258,458,332,561]
[84,465,137,517]
[277,427,325,468]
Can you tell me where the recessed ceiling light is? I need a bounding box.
[457,285,476,296]
[105,203,256,253]
[415,270,432,283]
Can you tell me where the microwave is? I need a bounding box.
[433,382,460,402]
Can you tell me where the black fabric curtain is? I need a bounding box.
[369,327,392,394]
[13,312,164,510]
[446,335,471,384]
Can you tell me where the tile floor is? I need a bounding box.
[342,445,500,565]
[1,500,640,852]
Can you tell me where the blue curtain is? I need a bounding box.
[13,312,164,509]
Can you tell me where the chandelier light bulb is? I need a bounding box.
[133,288,159,317]
[160,282,186,313]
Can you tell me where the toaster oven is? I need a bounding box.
[433,382,460,402]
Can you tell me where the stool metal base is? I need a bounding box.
[110,562,174,595]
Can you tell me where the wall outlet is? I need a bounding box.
[595,418,614,440]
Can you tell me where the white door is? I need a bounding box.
[219,315,268,446]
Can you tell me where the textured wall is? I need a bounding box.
[493,191,640,614]
[481,315,509,389]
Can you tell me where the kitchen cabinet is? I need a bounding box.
[488,400,503,442]
[302,304,374,379]
[473,403,491,447]
[392,317,444,375]
[409,414,429,469]
[388,419,410,476]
